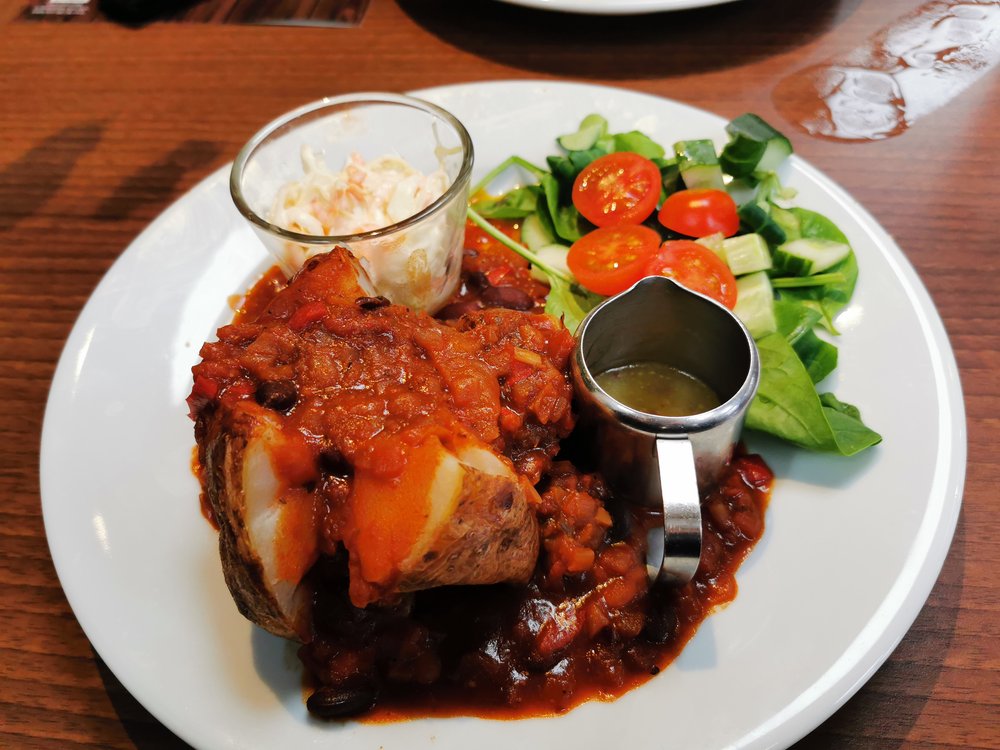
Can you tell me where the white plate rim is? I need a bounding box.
[39,79,966,750]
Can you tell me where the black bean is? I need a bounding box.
[436,300,483,320]
[481,285,535,311]
[254,379,298,411]
[319,446,352,478]
[465,271,490,291]
[604,495,632,543]
[355,295,390,310]
[315,548,349,580]
[622,642,658,674]
[643,594,679,645]
[306,685,377,720]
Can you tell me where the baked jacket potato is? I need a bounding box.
[190,248,573,639]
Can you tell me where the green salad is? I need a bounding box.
[466,112,881,457]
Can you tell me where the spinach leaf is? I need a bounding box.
[473,185,539,219]
[535,200,558,244]
[746,333,881,455]
[797,208,849,243]
[569,147,607,172]
[774,299,838,384]
[547,155,578,187]
[540,173,584,243]
[774,298,821,341]
[819,392,861,419]
[818,393,883,456]
[546,148,607,193]
[544,275,603,333]
[747,333,835,449]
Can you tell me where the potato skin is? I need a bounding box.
[395,469,539,594]
[201,405,308,641]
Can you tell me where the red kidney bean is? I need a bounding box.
[436,300,483,319]
[481,285,534,311]
[254,379,297,411]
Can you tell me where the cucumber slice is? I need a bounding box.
[722,233,772,275]
[595,134,616,153]
[695,232,726,258]
[521,212,555,251]
[613,131,666,159]
[738,203,787,246]
[558,114,608,152]
[756,137,794,175]
[769,205,801,241]
[530,244,572,284]
[725,177,758,207]
[773,238,851,276]
[720,114,793,178]
[733,271,777,339]
[674,139,725,190]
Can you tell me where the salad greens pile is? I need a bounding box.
[466,114,881,457]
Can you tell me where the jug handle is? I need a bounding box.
[647,436,703,586]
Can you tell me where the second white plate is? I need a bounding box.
[493,0,741,16]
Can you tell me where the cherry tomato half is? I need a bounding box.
[658,188,739,238]
[643,240,738,309]
[567,224,662,296]
[572,152,662,228]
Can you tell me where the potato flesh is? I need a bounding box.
[203,406,315,640]
[242,426,312,625]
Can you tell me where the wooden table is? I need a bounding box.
[2,0,997,747]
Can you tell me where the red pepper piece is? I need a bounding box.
[288,301,328,332]
[485,264,513,287]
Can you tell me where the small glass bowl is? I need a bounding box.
[230,93,474,312]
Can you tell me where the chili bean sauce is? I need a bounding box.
[214,219,773,720]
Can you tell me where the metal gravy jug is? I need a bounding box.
[571,276,760,586]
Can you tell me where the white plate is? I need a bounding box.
[40,81,965,750]
[493,0,740,15]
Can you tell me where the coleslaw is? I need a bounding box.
[269,148,458,312]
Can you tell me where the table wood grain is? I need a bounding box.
[1,0,997,747]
